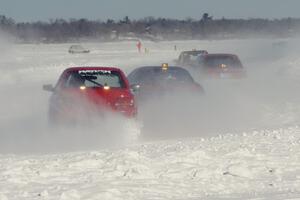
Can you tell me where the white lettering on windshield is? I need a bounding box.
[78,70,112,74]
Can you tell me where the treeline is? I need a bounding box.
[0,14,300,43]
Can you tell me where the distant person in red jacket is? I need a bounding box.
[137,41,142,53]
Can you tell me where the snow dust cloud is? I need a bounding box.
[137,39,300,139]
[0,39,300,153]
[0,42,140,154]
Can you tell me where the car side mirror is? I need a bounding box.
[130,84,140,93]
[43,84,54,92]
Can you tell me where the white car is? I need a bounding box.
[68,45,90,54]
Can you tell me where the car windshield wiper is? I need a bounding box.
[83,77,103,87]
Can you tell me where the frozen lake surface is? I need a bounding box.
[0,39,300,199]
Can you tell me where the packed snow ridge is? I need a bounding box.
[0,127,300,200]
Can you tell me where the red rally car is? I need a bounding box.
[43,67,137,124]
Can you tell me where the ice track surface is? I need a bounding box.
[1,39,300,199]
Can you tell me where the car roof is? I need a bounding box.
[130,66,192,75]
[133,66,188,71]
[203,53,238,58]
[70,44,83,47]
[181,50,207,54]
[64,66,122,72]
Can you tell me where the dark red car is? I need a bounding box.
[43,67,137,124]
[197,54,246,79]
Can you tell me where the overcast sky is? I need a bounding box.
[1,0,300,22]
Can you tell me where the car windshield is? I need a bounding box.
[181,51,207,63]
[203,56,242,68]
[64,70,126,88]
[186,54,200,61]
